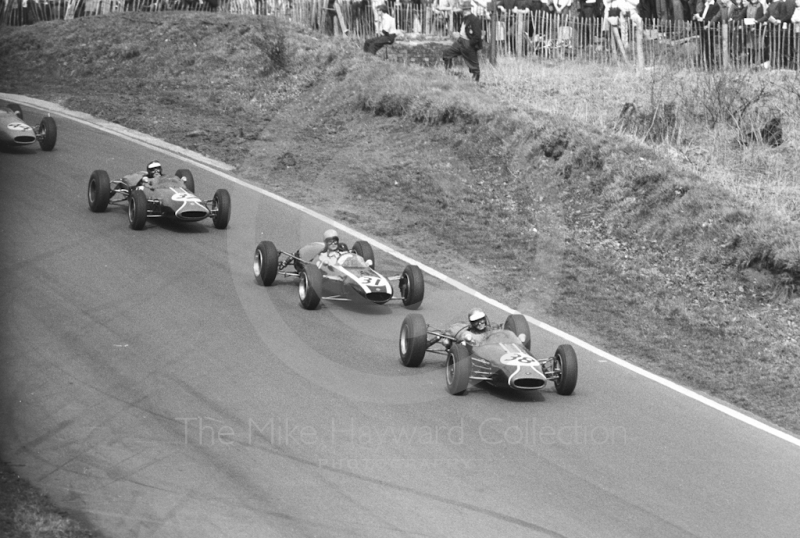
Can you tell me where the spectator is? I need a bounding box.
[693,0,720,68]
[756,0,796,67]
[364,4,398,53]
[442,0,484,81]
[578,0,604,48]
[433,0,457,33]
[735,0,764,64]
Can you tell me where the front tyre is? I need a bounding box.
[553,344,578,395]
[128,189,147,230]
[353,240,375,269]
[212,189,231,229]
[299,264,323,310]
[38,116,57,151]
[400,265,425,309]
[88,170,111,213]
[254,241,279,286]
[399,313,427,367]
[503,314,531,351]
[446,344,471,395]
[176,169,195,193]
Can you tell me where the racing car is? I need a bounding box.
[398,313,578,396]
[86,168,231,230]
[0,102,57,151]
[253,239,424,310]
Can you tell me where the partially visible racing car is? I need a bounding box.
[87,168,231,230]
[398,313,578,396]
[253,239,424,310]
[0,102,57,151]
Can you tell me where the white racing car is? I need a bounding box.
[253,239,424,310]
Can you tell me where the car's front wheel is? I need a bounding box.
[254,241,279,286]
[212,189,231,229]
[446,344,471,395]
[128,189,148,230]
[399,313,427,367]
[553,344,578,395]
[299,264,323,310]
[88,170,111,213]
[400,265,424,309]
[38,116,57,151]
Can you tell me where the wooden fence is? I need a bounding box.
[2,0,798,71]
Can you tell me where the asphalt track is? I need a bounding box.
[1,96,799,538]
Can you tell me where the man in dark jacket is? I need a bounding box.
[442,0,484,82]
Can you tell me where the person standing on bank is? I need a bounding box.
[442,0,483,82]
[364,4,398,54]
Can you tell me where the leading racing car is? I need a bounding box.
[398,312,578,396]
[0,102,57,151]
[253,238,424,310]
[86,167,231,231]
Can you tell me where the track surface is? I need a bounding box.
[1,102,799,538]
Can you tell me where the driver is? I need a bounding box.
[123,160,163,189]
[278,229,350,270]
[442,308,493,346]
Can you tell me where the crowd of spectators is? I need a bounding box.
[3,0,799,69]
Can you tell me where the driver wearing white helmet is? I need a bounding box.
[122,160,163,189]
[278,228,350,270]
[439,308,493,346]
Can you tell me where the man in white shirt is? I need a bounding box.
[364,4,398,54]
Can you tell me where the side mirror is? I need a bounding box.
[366,259,373,267]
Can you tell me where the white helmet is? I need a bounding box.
[468,308,488,331]
[146,160,162,178]
[323,229,339,243]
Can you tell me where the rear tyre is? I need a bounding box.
[38,116,57,151]
[176,169,195,193]
[399,313,427,367]
[128,189,147,230]
[353,240,375,269]
[212,189,231,229]
[88,170,111,213]
[446,344,471,395]
[504,314,532,351]
[254,241,279,286]
[8,103,23,119]
[554,344,578,395]
[299,264,323,310]
[400,265,425,309]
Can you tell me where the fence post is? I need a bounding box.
[721,21,729,68]
[489,6,497,65]
[635,21,644,71]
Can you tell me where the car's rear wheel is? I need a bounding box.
[88,170,111,213]
[176,169,195,193]
[446,344,471,395]
[212,189,231,229]
[553,344,578,395]
[400,265,424,309]
[8,103,23,120]
[254,241,279,286]
[128,189,148,230]
[504,314,531,351]
[399,313,428,367]
[299,264,323,310]
[353,240,375,269]
[38,116,57,151]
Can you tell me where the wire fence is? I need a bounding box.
[2,0,799,71]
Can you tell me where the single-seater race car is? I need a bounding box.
[0,102,57,151]
[253,239,424,310]
[398,313,578,396]
[86,168,231,230]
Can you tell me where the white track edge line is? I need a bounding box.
[12,93,799,449]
